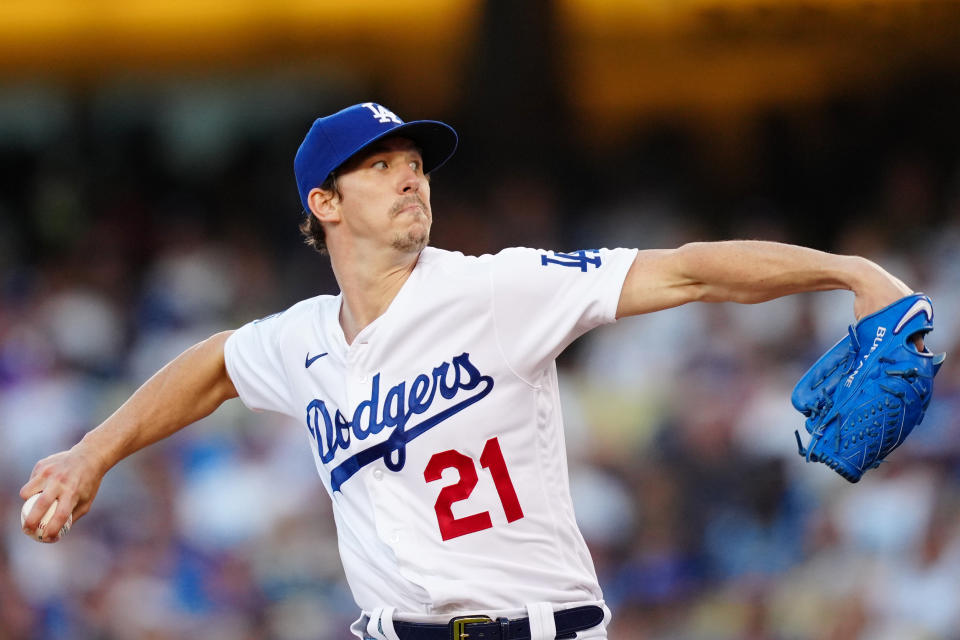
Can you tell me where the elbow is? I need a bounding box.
[667,244,711,303]
[670,243,768,305]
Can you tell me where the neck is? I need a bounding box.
[330,246,422,344]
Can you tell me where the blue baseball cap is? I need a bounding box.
[294,102,458,211]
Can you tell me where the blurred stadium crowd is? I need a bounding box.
[1,75,960,640]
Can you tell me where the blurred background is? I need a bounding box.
[1,0,960,638]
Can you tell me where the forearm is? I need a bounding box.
[617,240,910,318]
[78,330,238,475]
[675,240,865,303]
[21,330,239,538]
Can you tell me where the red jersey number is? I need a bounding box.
[423,437,525,541]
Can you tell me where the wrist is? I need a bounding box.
[73,432,116,477]
[838,255,867,291]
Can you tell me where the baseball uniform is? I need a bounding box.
[224,244,636,637]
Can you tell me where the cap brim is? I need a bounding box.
[335,120,458,177]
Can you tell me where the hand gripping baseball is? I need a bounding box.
[792,293,946,482]
[20,444,105,542]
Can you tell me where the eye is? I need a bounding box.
[372,160,388,169]
[409,160,421,172]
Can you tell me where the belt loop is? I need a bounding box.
[524,602,556,640]
[379,607,399,640]
[365,607,400,640]
[365,609,382,640]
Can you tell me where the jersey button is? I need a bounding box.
[373,469,384,481]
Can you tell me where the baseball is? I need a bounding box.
[20,493,72,542]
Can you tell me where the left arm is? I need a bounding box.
[616,240,911,320]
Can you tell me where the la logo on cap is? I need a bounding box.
[362,103,402,124]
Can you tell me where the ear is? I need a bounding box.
[307,187,340,223]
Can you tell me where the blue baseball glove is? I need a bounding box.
[792,293,945,482]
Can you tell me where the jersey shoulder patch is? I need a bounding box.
[539,249,602,271]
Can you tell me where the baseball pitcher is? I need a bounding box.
[20,103,943,640]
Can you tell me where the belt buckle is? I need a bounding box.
[449,615,492,640]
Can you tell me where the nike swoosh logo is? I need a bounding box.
[305,352,328,368]
[894,298,933,334]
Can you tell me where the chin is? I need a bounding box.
[392,230,429,253]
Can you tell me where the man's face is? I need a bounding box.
[334,137,432,254]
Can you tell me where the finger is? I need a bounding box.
[20,468,49,500]
[43,497,76,543]
[21,491,57,535]
[20,452,64,496]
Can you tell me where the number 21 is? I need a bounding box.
[423,437,524,541]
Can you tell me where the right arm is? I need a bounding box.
[20,330,238,541]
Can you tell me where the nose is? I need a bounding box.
[398,165,422,194]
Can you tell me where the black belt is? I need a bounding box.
[390,605,604,640]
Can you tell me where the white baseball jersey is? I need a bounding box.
[224,246,637,623]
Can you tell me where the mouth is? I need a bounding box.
[392,196,428,218]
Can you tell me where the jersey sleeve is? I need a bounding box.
[489,247,638,380]
[224,313,295,417]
